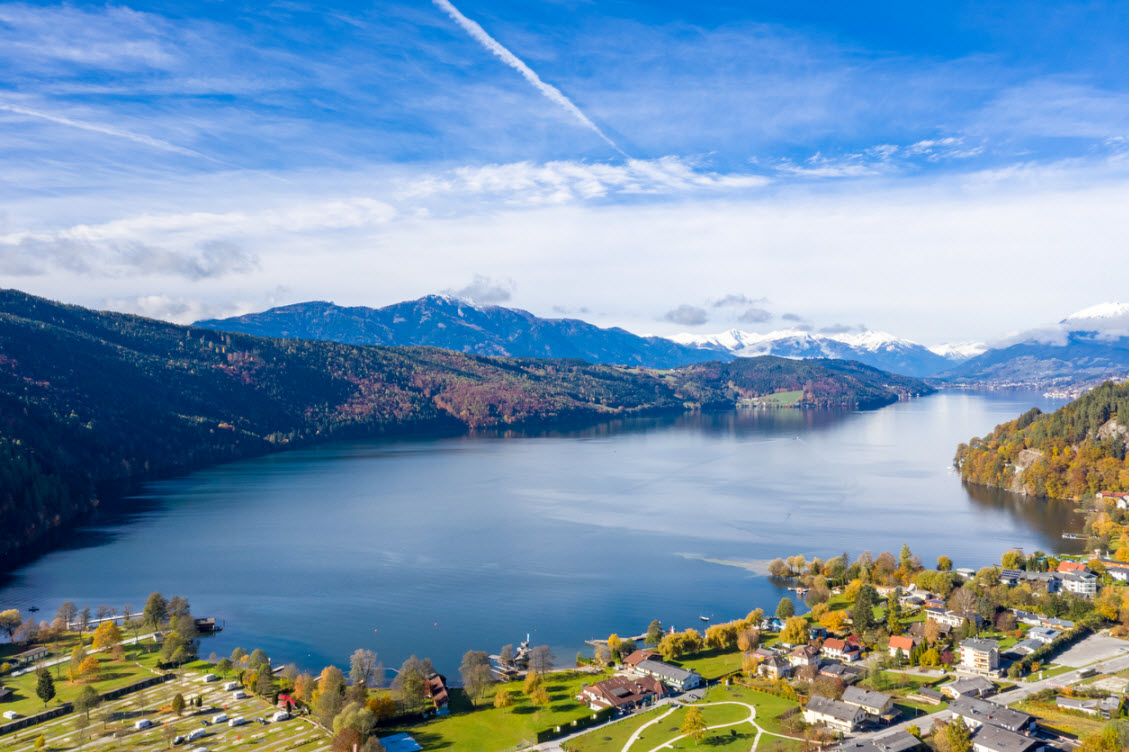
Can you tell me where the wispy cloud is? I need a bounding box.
[663,304,709,326]
[0,101,214,160]
[431,0,624,156]
[444,274,515,304]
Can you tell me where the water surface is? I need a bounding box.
[0,391,1081,676]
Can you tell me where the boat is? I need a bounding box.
[27,606,39,612]
[699,615,710,622]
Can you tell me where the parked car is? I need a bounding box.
[135,719,153,730]
[174,735,186,745]
[271,711,290,722]
[211,714,228,724]
[228,717,246,727]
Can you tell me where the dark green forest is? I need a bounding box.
[0,290,930,570]
[955,380,1129,499]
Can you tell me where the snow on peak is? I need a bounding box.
[1064,302,1129,323]
[928,341,988,360]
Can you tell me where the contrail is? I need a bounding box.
[432,0,624,156]
[0,102,217,161]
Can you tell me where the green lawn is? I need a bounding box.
[623,702,752,750]
[377,671,610,751]
[704,685,801,737]
[0,641,181,718]
[676,649,743,680]
[566,706,669,752]
[758,391,804,407]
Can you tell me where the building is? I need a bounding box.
[926,609,985,629]
[578,675,667,711]
[941,676,996,699]
[960,638,1000,675]
[999,570,1061,592]
[1057,560,1089,574]
[842,686,895,720]
[758,655,791,679]
[1026,627,1060,644]
[621,650,660,668]
[906,687,944,706]
[838,729,923,752]
[1003,639,1044,659]
[888,635,919,659]
[633,659,702,691]
[11,646,48,666]
[424,674,449,714]
[804,695,865,732]
[822,638,861,663]
[1101,560,1129,582]
[1056,697,1100,716]
[819,663,864,684]
[1059,571,1098,597]
[789,644,821,668]
[971,724,1044,752]
[0,685,12,703]
[1096,491,1129,509]
[949,697,1036,732]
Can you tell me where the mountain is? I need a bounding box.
[195,296,728,369]
[954,378,1129,500]
[0,290,931,571]
[945,303,1129,388]
[670,328,954,378]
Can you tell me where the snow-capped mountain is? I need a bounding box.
[946,302,1129,386]
[670,328,953,378]
[928,342,989,361]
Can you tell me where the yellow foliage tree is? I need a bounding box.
[91,621,122,650]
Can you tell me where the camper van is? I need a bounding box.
[187,729,208,742]
[134,719,153,730]
[232,690,248,700]
[211,714,228,725]
[271,711,290,722]
[228,717,247,728]
[202,673,218,683]
[222,681,239,691]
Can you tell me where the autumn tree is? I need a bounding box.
[143,592,168,632]
[937,556,953,572]
[681,706,708,744]
[0,609,22,640]
[780,617,809,645]
[493,687,514,711]
[92,620,122,650]
[350,648,382,688]
[460,650,493,708]
[529,645,555,674]
[316,665,348,728]
[391,656,429,715]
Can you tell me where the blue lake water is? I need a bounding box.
[0,391,1081,678]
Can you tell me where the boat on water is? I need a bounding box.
[699,615,710,622]
[27,606,39,612]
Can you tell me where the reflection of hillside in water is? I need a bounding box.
[963,481,1087,554]
[482,405,855,441]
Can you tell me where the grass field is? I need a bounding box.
[676,649,743,680]
[0,664,329,752]
[1013,699,1105,739]
[0,640,214,718]
[376,670,610,751]
[566,706,668,752]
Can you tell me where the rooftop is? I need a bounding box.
[972,724,1040,752]
[950,696,1034,732]
[807,695,862,723]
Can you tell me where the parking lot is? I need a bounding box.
[1052,634,1129,668]
[0,669,331,752]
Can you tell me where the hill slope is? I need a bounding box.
[195,296,728,368]
[0,290,930,570]
[954,380,1129,499]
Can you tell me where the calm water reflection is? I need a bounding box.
[0,391,1080,675]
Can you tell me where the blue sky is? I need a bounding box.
[2,0,1128,343]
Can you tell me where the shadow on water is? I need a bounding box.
[962,481,1088,555]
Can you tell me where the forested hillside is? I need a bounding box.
[954,380,1129,499]
[0,290,930,570]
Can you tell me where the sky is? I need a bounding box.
[2,0,1129,345]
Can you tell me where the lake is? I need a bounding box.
[0,390,1083,678]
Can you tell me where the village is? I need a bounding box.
[7,525,1129,752]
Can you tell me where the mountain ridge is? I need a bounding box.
[0,289,930,572]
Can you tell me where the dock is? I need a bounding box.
[585,632,648,648]
[1062,533,1091,540]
